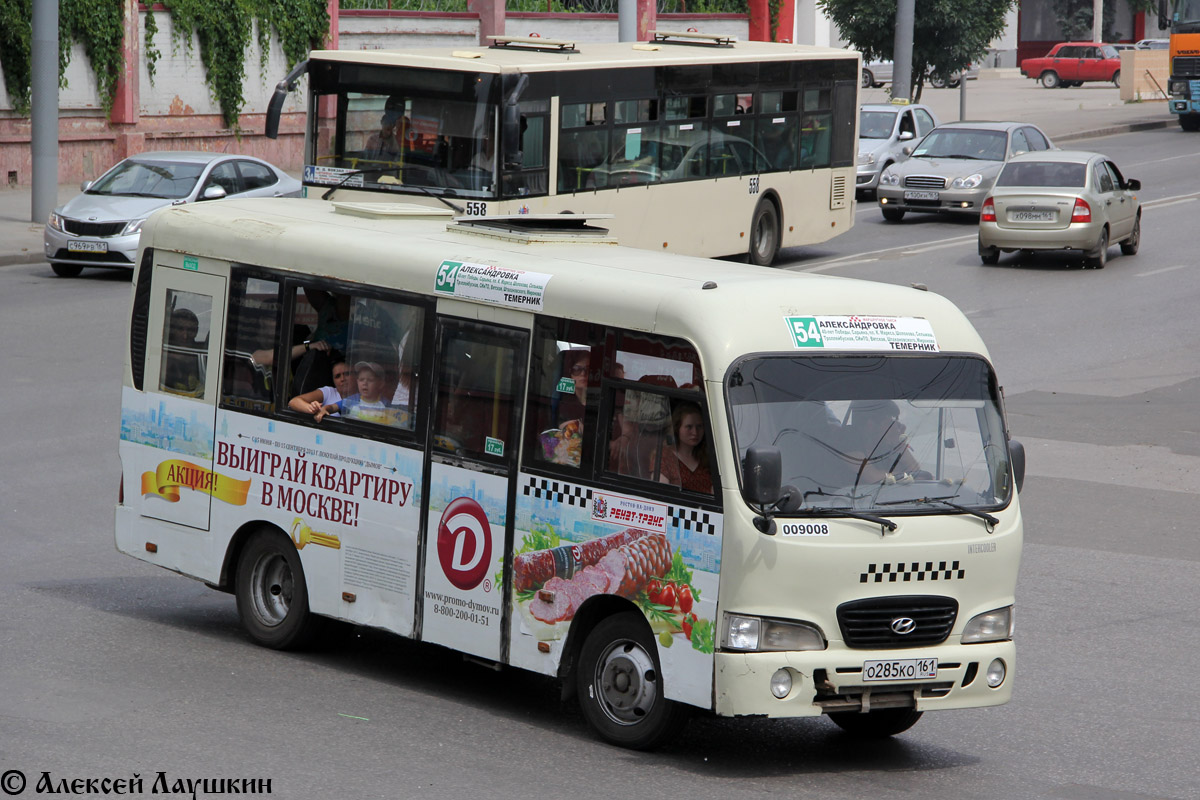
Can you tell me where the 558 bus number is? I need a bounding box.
[464,201,488,216]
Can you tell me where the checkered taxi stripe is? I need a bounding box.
[668,506,716,536]
[861,561,965,583]
[522,477,591,509]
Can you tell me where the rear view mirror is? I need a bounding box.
[902,145,914,156]
[1008,440,1026,494]
[80,180,92,192]
[201,185,227,201]
[743,446,782,506]
[898,131,914,141]
[1125,178,1141,191]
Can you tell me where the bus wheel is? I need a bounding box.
[829,708,923,738]
[748,199,781,266]
[51,263,83,277]
[235,531,319,650]
[576,612,685,750]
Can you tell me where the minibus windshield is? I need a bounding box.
[728,355,1011,514]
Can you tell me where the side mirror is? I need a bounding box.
[1125,178,1141,191]
[1008,439,1026,494]
[80,180,92,192]
[898,130,914,141]
[743,446,782,506]
[902,145,914,156]
[201,185,227,201]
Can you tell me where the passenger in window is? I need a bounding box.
[315,361,403,426]
[163,308,204,396]
[540,349,588,466]
[659,401,713,494]
[288,359,353,418]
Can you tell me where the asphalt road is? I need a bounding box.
[1,125,1198,800]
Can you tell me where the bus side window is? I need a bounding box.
[160,289,212,398]
[221,273,282,413]
[558,101,608,193]
[339,296,425,431]
[525,319,601,470]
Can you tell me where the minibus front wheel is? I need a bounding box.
[576,612,686,750]
[235,529,321,650]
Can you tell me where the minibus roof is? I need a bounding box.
[308,39,858,74]
[139,198,990,378]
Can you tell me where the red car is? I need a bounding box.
[1020,42,1123,89]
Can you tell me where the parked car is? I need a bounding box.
[856,102,939,195]
[1020,42,1123,88]
[860,59,979,89]
[1135,38,1169,49]
[44,151,303,277]
[1111,43,1137,51]
[876,121,1056,221]
[977,150,1141,268]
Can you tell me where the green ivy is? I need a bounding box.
[0,0,33,115]
[145,7,161,86]
[0,0,123,116]
[162,0,329,129]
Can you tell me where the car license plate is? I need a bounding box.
[1010,210,1055,222]
[903,190,939,201]
[862,658,938,681]
[67,240,107,253]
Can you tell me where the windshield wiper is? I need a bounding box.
[321,166,464,213]
[802,505,897,532]
[879,495,999,526]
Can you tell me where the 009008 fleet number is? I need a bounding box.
[779,522,829,536]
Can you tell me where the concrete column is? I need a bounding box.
[1093,0,1103,42]
[469,0,505,46]
[31,0,58,222]
[111,0,139,125]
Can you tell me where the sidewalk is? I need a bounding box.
[0,72,1177,268]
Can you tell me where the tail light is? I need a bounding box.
[1071,198,1091,222]
[981,197,996,222]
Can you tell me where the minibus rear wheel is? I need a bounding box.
[235,530,321,650]
[748,198,781,266]
[828,707,923,738]
[576,612,686,750]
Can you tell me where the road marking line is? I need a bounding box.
[902,236,977,255]
[1135,264,1189,278]
[792,233,976,271]
[1125,152,1200,168]
[1143,194,1199,209]
[798,258,880,272]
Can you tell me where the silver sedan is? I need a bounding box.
[44,151,302,277]
[876,122,1056,222]
[977,150,1141,268]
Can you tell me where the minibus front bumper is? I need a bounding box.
[712,641,1014,718]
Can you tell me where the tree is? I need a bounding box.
[817,0,1016,101]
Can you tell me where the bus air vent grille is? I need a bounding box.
[836,595,958,649]
[830,175,848,209]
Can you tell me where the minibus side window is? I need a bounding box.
[285,285,425,431]
[159,289,213,398]
[221,272,282,413]
[525,318,602,470]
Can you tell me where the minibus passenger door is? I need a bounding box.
[136,267,227,531]
[420,315,529,662]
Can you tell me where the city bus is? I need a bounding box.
[1161,0,1200,130]
[265,31,859,265]
[116,196,1024,748]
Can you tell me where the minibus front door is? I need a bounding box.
[419,315,529,662]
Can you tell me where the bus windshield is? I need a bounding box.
[1172,0,1200,28]
[728,355,1011,514]
[311,70,499,199]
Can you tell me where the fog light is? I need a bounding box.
[770,668,793,699]
[880,197,889,204]
[986,658,1006,688]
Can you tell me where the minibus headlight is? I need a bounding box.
[723,614,826,652]
[951,173,983,189]
[961,606,1014,643]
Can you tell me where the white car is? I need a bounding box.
[857,102,940,194]
[44,151,302,277]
